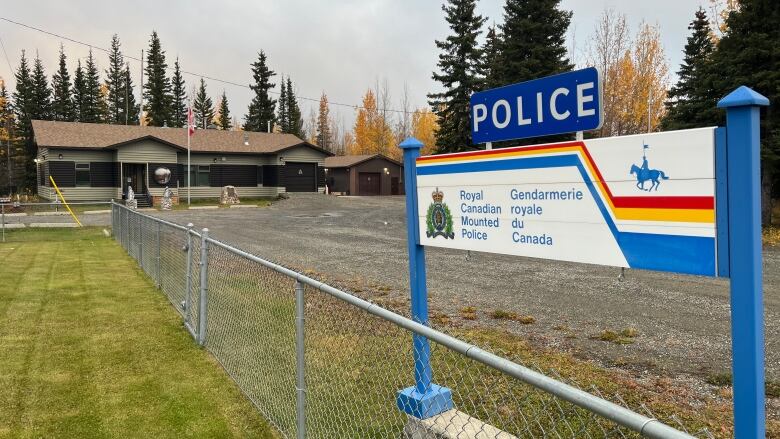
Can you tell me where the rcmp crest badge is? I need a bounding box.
[426,187,455,239]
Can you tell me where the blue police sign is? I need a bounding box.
[470,67,603,144]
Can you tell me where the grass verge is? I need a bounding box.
[0,227,275,438]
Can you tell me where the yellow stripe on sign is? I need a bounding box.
[49,176,83,227]
[613,207,715,223]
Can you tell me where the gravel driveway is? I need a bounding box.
[145,194,780,383]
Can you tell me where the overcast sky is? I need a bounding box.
[0,0,710,132]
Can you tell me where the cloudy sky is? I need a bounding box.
[0,0,710,131]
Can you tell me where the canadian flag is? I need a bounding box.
[187,106,195,137]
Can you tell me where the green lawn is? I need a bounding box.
[0,228,276,438]
[171,197,275,210]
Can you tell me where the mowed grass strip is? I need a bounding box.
[0,228,276,438]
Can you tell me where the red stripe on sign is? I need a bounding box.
[612,196,715,210]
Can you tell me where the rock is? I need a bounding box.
[219,186,240,205]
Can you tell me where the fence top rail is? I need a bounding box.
[202,235,694,439]
[2,201,113,207]
[112,201,192,233]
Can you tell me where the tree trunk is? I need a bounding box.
[761,161,774,226]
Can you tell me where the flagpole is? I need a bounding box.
[187,105,191,206]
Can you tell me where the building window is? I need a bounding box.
[187,165,210,187]
[75,163,90,187]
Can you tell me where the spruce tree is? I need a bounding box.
[244,51,276,132]
[286,78,303,138]
[497,0,572,83]
[662,8,718,131]
[105,35,127,124]
[143,31,172,126]
[170,58,187,127]
[482,25,503,89]
[124,64,140,125]
[72,60,87,122]
[80,50,104,123]
[51,45,74,121]
[709,0,780,224]
[12,51,37,189]
[316,92,332,150]
[216,91,232,130]
[277,76,288,131]
[428,0,486,152]
[31,54,52,121]
[193,78,214,129]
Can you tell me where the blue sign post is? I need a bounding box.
[470,67,602,144]
[718,86,769,439]
[396,137,453,419]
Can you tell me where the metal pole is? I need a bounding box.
[139,50,144,125]
[717,86,769,439]
[138,215,143,268]
[156,221,161,288]
[295,280,307,439]
[1,204,5,243]
[197,228,209,345]
[396,137,452,418]
[184,223,194,324]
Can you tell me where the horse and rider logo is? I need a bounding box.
[426,188,455,239]
[629,143,669,191]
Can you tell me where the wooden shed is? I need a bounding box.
[323,154,404,196]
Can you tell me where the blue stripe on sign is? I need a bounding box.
[418,154,716,276]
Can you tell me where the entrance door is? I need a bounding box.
[122,163,146,197]
[358,172,381,196]
[391,177,400,195]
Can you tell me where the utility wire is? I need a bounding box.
[0,16,416,114]
[0,32,14,82]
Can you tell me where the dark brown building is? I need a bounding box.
[323,154,404,196]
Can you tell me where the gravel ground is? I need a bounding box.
[140,194,779,384]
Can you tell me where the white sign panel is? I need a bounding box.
[415,128,718,276]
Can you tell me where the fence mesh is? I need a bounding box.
[110,204,714,439]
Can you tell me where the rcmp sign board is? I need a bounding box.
[416,128,719,276]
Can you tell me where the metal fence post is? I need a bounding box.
[197,228,209,346]
[138,215,144,269]
[184,223,194,325]
[2,203,5,243]
[295,280,307,439]
[717,86,769,439]
[156,221,161,288]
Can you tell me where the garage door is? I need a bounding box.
[358,172,381,196]
[284,162,317,192]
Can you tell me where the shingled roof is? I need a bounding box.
[31,120,333,155]
[323,154,402,168]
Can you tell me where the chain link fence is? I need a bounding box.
[111,202,714,439]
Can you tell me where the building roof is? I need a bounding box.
[323,154,402,169]
[31,120,333,156]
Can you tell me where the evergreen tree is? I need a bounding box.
[80,50,104,123]
[170,58,187,127]
[495,0,572,144]
[51,45,74,121]
[709,0,780,223]
[193,78,214,129]
[216,91,232,130]
[482,24,503,89]
[72,60,87,122]
[428,0,486,153]
[244,51,276,132]
[105,34,127,124]
[31,54,52,121]
[497,0,572,83]
[12,51,37,189]
[286,77,303,137]
[143,31,172,126]
[277,76,288,131]
[662,8,718,130]
[124,64,140,125]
